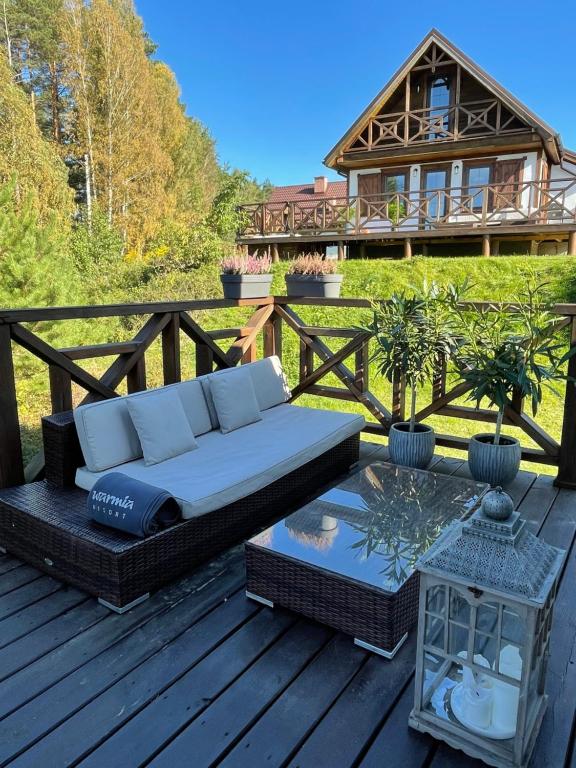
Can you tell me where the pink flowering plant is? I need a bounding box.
[220,253,272,275]
[287,253,340,276]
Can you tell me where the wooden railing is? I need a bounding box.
[237,178,576,238]
[2,296,576,490]
[347,99,524,151]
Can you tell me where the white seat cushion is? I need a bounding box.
[209,366,262,434]
[126,389,198,465]
[76,404,365,519]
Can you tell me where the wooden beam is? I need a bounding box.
[0,326,24,488]
[11,323,118,400]
[226,304,274,366]
[403,238,412,259]
[179,312,231,370]
[263,311,282,359]
[271,243,280,263]
[568,230,576,256]
[195,344,213,377]
[556,317,576,486]
[337,242,345,261]
[59,342,140,360]
[482,233,491,257]
[291,332,372,397]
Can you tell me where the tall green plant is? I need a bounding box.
[368,282,463,432]
[455,282,575,444]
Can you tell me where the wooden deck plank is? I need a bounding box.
[146,621,332,768]
[0,589,88,651]
[217,635,367,768]
[286,636,419,768]
[77,609,297,768]
[11,594,260,768]
[0,548,245,722]
[0,565,42,597]
[0,576,62,621]
[0,556,24,575]
[0,598,106,681]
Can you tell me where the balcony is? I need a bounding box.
[345,99,527,153]
[237,178,576,242]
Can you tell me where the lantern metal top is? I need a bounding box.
[417,507,564,606]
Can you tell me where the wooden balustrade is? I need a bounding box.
[348,98,524,151]
[1,296,576,490]
[237,178,576,239]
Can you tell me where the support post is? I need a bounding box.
[529,240,539,256]
[241,343,257,364]
[482,233,491,257]
[403,238,412,260]
[49,366,73,413]
[162,312,181,385]
[271,243,280,263]
[195,344,213,376]
[263,312,282,360]
[127,356,146,393]
[0,325,24,488]
[337,241,345,261]
[492,239,500,256]
[556,316,576,487]
[568,230,576,256]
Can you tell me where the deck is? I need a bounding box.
[0,442,574,768]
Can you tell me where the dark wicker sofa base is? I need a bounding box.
[0,435,359,611]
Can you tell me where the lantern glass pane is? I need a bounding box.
[449,622,469,657]
[449,588,470,624]
[426,585,446,615]
[474,631,498,669]
[476,602,499,635]
[502,605,526,646]
[425,613,445,650]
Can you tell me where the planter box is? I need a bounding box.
[285,274,343,298]
[220,274,273,299]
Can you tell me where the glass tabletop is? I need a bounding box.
[249,462,487,594]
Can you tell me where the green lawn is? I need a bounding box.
[14,255,576,477]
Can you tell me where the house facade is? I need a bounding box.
[238,30,576,258]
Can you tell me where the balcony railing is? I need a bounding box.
[1,296,576,489]
[347,99,524,151]
[237,178,576,238]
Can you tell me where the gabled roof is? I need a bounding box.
[267,180,347,203]
[324,29,563,167]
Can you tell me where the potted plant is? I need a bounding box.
[220,253,272,299]
[285,253,343,298]
[369,282,461,469]
[455,282,575,486]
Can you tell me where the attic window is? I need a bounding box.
[427,75,451,139]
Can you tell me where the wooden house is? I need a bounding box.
[238,30,576,258]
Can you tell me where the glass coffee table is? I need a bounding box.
[245,462,488,658]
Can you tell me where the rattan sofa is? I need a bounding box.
[0,358,363,612]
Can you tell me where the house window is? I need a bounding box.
[463,163,493,212]
[382,168,409,224]
[427,75,451,139]
[382,170,408,195]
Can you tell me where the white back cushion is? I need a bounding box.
[209,367,262,434]
[199,356,290,429]
[126,389,198,465]
[74,398,142,472]
[248,356,291,411]
[170,380,212,436]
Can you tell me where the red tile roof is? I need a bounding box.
[267,180,347,203]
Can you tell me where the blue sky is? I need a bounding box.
[135,0,576,186]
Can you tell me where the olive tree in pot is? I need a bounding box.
[455,283,575,487]
[285,253,343,298]
[220,253,272,299]
[368,283,461,469]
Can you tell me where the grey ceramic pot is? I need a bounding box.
[468,433,521,487]
[221,273,273,299]
[285,273,343,298]
[388,422,435,470]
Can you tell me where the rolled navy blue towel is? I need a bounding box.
[88,472,181,538]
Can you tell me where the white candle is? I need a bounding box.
[491,645,522,733]
[462,684,493,729]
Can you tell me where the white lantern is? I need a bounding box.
[409,492,564,768]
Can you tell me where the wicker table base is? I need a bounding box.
[245,462,487,658]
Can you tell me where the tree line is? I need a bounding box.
[0,0,269,309]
